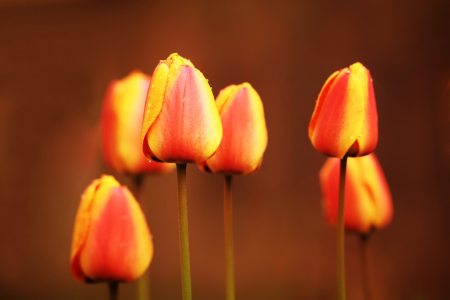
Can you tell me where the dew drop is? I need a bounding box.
[148,159,152,162]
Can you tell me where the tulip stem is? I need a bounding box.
[337,157,347,300]
[359,234,373,300]
[109,282,119,300]
[176,164,192,300]
[133,175,151,300]
[224,175,235,300]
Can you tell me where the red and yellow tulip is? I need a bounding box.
[309,63,378,159]
[101,70,174,174]
[141,53,222,164]
[198,83,268,175]
[70,175,153,283]
[319,153,393,234]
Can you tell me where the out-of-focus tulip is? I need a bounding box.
[141,53,222,164]
[70,175,153,283]
[198,83,268,175]
[319,153,393,234]
[309,62,378,159]
[101,70,175,174]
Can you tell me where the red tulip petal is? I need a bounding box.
[79,185,152,282]
[206,83,268,175]
[147,62,222,163]
[309,63,378,158]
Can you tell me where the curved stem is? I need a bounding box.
[177,164,192,300]
[337,157,348,300]
[109,282,119,300]
[224,175,235,300]
[360,234,373,300]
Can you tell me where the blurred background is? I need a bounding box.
[1,0,450,299]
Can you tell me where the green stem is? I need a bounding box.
[109,282,119,300]
[133,175,151,300]
[337,157,348,300]
[224,175,235,300]
[359,234,372,300]
[177,164,192,300]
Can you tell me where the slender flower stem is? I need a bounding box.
[224,175,235,300]
[337,157,348,300]
[132,175,151,300]
[109,282,119,300]
[176,164,192,300]
[359,234,373,300]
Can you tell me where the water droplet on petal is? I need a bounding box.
[148,159,151,162]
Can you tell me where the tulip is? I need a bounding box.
[309,62,378,159]
[319,153,393,234]
[198,83,268,175]
[70,175,153,283]
[101,70,175,174]
[141,53,222,164]
[141,53,222,300]
[198,83,267,300]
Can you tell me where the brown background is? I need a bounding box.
[1,0,450,299]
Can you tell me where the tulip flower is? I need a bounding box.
[198,83,268,175]
[309,62,378,159]
[198,83,268,300]
[309,62,379,300]
[101,70,175,174]
[70,175,153,284]
[141,53,222,164]
[319,153,393,233]
[320,153,393,300]
[141,53,222,300]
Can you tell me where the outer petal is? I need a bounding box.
[79,186,153,282]
[147,56,222,163]
[70,175,120,282]
[204,83,268,175]
[319,153,393,234]
[351,64,378,156]
[102,71,175,174]
[309,63,378,159]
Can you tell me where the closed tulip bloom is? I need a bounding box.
[70,175,153,283]
[319,153,393,234]
[198,83,268,175]
[309,63,378,159]
[101,70,174,174]
[141,53,222,164]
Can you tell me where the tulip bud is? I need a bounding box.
[319,153,393,234]
[198,83,268,175]
[101,70,175,174]
[70,175,153,283]
[141,53,222,164]
[309,63,378,159]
